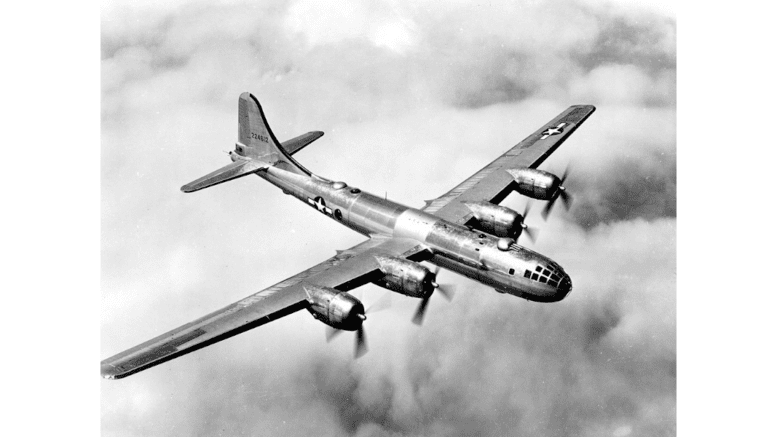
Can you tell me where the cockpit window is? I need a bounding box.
[539,276,547,283]
[524,270,531,278]
[535,266,542,272]
[531,273,539,280]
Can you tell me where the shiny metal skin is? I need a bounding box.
[496,237,514,251]
[257,164,572,302]
[100,96,595,380]
[374,256,436,298]
[508,168,562,200]
[463,201,523,238]
[305,286,366,331]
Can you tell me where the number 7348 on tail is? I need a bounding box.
[101,93,595,379]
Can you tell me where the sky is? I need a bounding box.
[100,1,676,436]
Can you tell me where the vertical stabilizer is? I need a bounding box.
[236,92,310,175]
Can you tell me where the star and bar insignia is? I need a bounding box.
[540,122,566,139]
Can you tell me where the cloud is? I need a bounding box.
[101,0,675,436]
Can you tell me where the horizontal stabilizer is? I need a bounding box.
[282,131,324,156]
[181,159,267,193]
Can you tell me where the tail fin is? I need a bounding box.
[236,92,310,175]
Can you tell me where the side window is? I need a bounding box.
[508,268,515,275]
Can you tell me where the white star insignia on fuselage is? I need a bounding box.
[308,196,333,215]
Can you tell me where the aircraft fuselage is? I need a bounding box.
[259,165,572,302]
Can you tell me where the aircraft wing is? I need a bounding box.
[101,236,429,379]
[422,105,596,224]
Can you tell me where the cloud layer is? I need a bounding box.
[101,1,675,436]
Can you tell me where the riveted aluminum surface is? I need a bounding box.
[262,165,571,302]
[508,168,560,200]
[374,256,434,298]
[349,192,408,236]
[305,285,365,330]
[463,201,522,238]
[392,209,439,242]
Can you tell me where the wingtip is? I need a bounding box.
[101,362,119,380]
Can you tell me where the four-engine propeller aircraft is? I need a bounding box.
[101,92,595,379]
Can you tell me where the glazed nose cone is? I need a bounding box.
[557,274,572,299]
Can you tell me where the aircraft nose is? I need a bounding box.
[557,274,572,299]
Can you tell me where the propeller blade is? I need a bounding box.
[366,292,392,314]
[436,283,456,302]
[559,189,573,210]
[354,326,368,358]
[523,201,532,219]
[412,295,432,326]
[560,165,572,185]
[542,196,557,220]
[523,225,539,243]
[326,326,343,343]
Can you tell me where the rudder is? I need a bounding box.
[236,92,310,175]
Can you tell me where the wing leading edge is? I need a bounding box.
[423,105,595,224]
[101,237,428,379]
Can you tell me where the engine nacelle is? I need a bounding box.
[508,168,562,200]
[463,201,523,238]
[305,286,365,331]
[373,256,436,298]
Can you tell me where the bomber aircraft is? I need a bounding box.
[101,92,595,379]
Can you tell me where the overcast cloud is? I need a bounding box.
[101,1,675,435]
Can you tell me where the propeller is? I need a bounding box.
[326,292,392,359]
[412,267,456,326]
[518,202,539,243]
[355,324,368,358]
[542,166,574,220]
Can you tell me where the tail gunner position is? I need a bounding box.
[101,92,595,379]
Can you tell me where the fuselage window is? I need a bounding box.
[350,188,361,194]
[509,268,515,275]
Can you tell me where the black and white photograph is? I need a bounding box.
[98,0,681,435]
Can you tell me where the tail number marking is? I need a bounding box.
[250,132,269,143]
